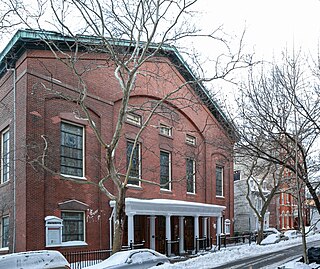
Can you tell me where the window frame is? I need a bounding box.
[60,121,85,178]
[1,128,10,184]
[126,113,142,126]
[159,124,172,137]
[216,166,224,197]
[61,211,86,243]
[186,134,196,146]
[160,150,171,191]
[1,215,9,249]
[186,158,196,194]
[126,140,141,186]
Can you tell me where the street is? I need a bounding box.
[212,239,320,269]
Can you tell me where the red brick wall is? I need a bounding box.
[1,48,234,252]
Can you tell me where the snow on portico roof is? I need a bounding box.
[110,198,225,217]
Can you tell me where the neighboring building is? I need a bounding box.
[278,169,301,231]
[234,167,305,234]
[0,29,235,255]
[234,172,270,234]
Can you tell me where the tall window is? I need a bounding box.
[216,166,223,197]
[61,212,85,242]
[61,122,84,177]
[160,150,171,190]
[1,216,9,248]
[1,129,10,183]
[126,141,141,185]
[186,158,195,193]
[286,211,290,229]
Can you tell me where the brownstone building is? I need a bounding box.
[0,29,235,255]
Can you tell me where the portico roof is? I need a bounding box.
[110,198,225,217]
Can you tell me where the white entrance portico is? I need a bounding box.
[110,198,225,254]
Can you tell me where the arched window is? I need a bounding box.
[286,211,290,229]
[281,211,285,229]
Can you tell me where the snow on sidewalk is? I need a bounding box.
[152,234,320,269]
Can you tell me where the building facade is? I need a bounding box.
[234,175,270,234]
[0,29,235,255]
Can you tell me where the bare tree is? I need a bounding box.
[0,0,250,252]
[234,51,320,262]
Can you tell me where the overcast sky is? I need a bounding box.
[194,0,320,60]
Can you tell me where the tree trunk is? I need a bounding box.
[257,218,264,244]
[112,188,127,253]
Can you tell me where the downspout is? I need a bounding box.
[7,66,16,252]
[109,206,115,249]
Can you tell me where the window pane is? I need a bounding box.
[126,141,140,185]
[216,166,223,196]
[2,216,9,248]
[61,123,83,177]
[1,130,10,183]
[160,124,171,136]
[186,159,195,193]
[126,113,141,126]
[160,151,170,190]
[186,135,196,145]
[61,212,84,242]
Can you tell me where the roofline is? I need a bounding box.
[0,29,236,136]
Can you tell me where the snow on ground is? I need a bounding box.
[152,234,320,269]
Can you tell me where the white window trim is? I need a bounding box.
[160,150,172,191]
[1,128,10,184]
[216,166,224,198]
[61,211,86,245]
[1,215,9,249]
[186,158,196,194]
[126,113,142,126]
[60,121,86,179]
[127,140,141,187]
[159,124,172,137]
[186,134,196,146]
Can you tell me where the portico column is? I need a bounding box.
[194,216,199,252]
[216,216,222,248]
[179,216,185,254]
[127,213,134,247]
[202,217,208,238]
[150,216,156,250]
[166,215,171,255]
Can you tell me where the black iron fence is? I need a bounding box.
[62,241,145,269]
[165,238,180,256]
[62,249,112,269]
[218,234,252,249]
[196,237,212,253]
[121,240,145,251]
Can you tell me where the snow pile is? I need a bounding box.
[152,234,320,269]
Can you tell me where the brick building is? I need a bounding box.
[0,29,235,255]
